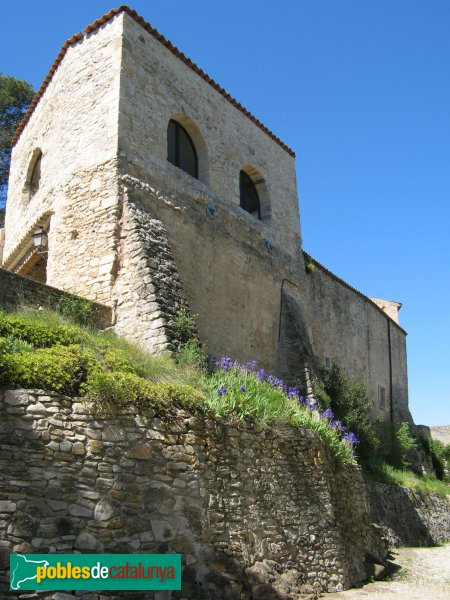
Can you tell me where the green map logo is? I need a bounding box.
[9,554,181,591]
[10,555,50,590]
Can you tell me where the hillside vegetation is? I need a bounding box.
[0,307,358,464]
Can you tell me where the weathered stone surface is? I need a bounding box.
[94,498,114,521]
[74,531,99,551]
[366,482,450,546]
[1,388,435,600]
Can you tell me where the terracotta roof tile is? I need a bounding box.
[12,5,295,158]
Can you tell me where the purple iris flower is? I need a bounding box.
[342,431,359,445]
[322,408,334,420]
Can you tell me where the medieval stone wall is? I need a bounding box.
[112,181,189,353]
[0,388,385,599]
[118,12,302,258]
[3,16,122,305]
[282,263,412,423]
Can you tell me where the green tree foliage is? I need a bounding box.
[0,74,34,207]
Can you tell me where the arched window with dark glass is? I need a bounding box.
[240,170,261,219]
[167,119,198,178]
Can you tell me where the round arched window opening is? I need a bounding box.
[240,170,261,220]
[167,119,198,179]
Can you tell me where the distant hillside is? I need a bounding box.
[430,425,450,445]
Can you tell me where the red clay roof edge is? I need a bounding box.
[12,5,296,157]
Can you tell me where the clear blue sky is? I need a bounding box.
[2,1,449,425]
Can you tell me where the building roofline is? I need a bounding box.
[12,5,296,158]
[303,251,407,335]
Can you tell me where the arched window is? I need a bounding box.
[167,119,198,178]
[29,152,42,196]
[23,149,43,204]
[240,170,261,219]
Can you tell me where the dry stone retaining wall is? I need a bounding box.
[365,482,450,547]
[0,388,384,599]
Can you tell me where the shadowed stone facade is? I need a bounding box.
[0,388,387,598]
[1,6,412,422]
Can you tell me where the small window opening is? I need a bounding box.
[378,385,386,409]
[240,170,261,219]
[167,119,198,178]
[29,152,42,197]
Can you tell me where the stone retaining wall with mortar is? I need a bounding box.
[0,388,385,599]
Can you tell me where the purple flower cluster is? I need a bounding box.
[321,408,334,420]
[214,357,359,446]
[305,397,318,411]
[215,357,235,372]
[332,420,346,432]
[342,432,359,445]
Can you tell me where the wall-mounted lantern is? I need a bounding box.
[32,227,48,253]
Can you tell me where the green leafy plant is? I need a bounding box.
[363,456,450,497]
[171,308,197,346]
[1,344,91,394]
[303,252,315,274]
[392,422,418,470]
[423,437,450,481]
[176,338,207,370]
[55,295,94,326]
[85,369,203,414]
[321,364,379,459]
[0,309,85,347]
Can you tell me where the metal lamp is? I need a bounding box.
[32,227,48,252]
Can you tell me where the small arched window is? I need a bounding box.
[167,119,198,178]
[240,170,261,220]
[29,152,42,197]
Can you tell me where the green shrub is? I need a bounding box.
[392,422,418,470]
[85,369,203,413]
[55,295,93,325]
[303,251,315,274]
[0,310,85,347]
[1,344,91,394]
[176,338,207,370]
[92,331,184,382]
[424,437,449,480]
[363,456,450,497]
[2,335,35,354]
[321,365,379,459]
[171,307,199,348]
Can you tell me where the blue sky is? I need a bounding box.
[2,1,449,425]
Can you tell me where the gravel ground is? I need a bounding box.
[325,544,450,600]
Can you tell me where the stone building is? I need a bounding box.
[0,6,412,423]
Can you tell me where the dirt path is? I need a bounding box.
[325,544,450,600]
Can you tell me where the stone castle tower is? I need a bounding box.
[1,6,412,423]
